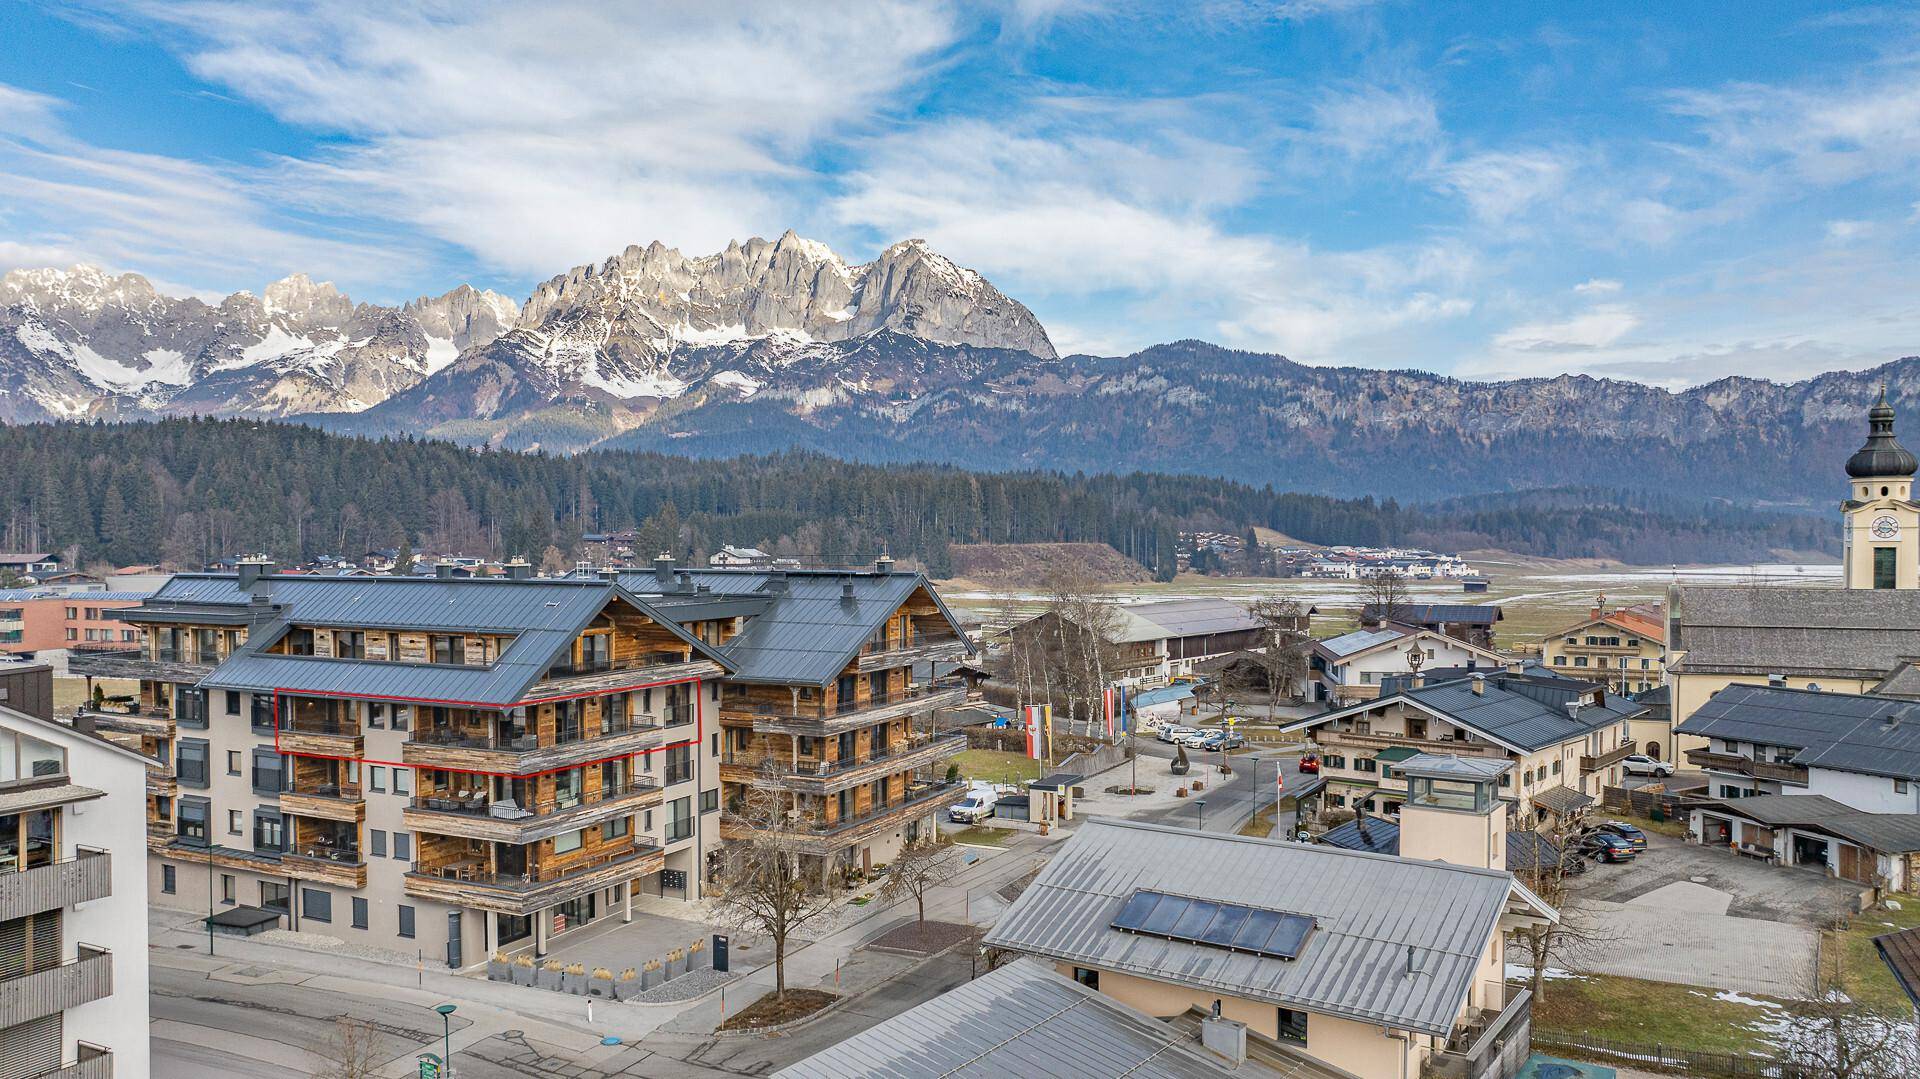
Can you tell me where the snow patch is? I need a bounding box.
[423,335,460,374]
[673,322,752,347]
[581,364,686,399]
[140,349,194,386]
[224,325,316,370]
[706,370,761,397]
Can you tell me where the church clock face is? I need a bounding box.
[1871,514,1901,541]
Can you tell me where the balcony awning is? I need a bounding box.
[0,779,105,814]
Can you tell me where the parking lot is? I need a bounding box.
[1560,831,1864,997]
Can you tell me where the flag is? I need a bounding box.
[1103,688,1115,738]
[1118,686,1130,733]
[1024,706,1044,760]
[1043,703,1054,761]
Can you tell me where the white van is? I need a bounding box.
[949,784,1000,823]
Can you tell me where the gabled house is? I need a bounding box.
[1540,602,1665,695]
[1674,683,1920,811]
[1309,625,1503,704]
[1361,602,1502,649]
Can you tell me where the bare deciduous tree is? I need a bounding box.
[1245,596,1311,715]
[1781,988,1919,1078]
[711,771,838,996]
[1511,835,1614,1004]
[879,836,964,924]
[309,1017,385,1079]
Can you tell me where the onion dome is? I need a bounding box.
[1846,386,1918,479]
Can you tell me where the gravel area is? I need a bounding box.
[631,966,737,1003]
[864,919,978,956]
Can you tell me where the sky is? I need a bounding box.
[4,1,1920,386]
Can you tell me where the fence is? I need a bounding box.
[1057,742,1129,779]
[1601,785,1704,822]
[1532,1031,1833,1079]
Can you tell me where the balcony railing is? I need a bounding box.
[784,779,963,836]
[1579,743,1638,774]
[287,780,361,801]
[1685,748,1808,786]
[723,731,968,779]
[0,945,112,1029]
[410,777,658,821]
[543,650,686,679]
[35,1043,112,1079]
[410,841,658,890]
[1426,982,1532,1079]
[726,682,965,723]
[0,846,112,921]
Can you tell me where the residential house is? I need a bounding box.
[982,759,1555,1079]
[1281,669,1645,823]
[0,553,59,576]
[1361,603,1503,650]
[1309,625,1503,704]
[1010,597,1309,687]
[0,590,149,658]
[1674,684,1920,810]
[0,661,152,1077]
[707,546,770,568]
[1540,603,1665,695]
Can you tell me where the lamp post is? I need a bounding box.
[1247,756,1262,835]
[1195,798,1207,832]
[436,1003,457,1077]
[206,837,215,955]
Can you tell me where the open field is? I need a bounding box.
[950,748,1042,785]
[1531,972,1792,1058]
[942,559,1840,647]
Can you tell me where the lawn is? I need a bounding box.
[1605,808,1689,840]
[1239,803,1279,838]
[1826,900,1920,1014]
[951,749,1041,785]
[948,826,1013,847]
[1530,972,1791,1058]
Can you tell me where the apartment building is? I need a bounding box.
[1282,668,1645,825]
[1310,624,1502,704]
[0,662,151,1078]
[1541,603,1664,695]
[980,757,1555,1079]
[69,555,971,966]
[0,592,147,657]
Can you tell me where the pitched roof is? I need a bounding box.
[1698,792,1920,852]
[1289,672,1645,754]
[1317,816,1560,871]
[1670,586,1920,678]
[1362,603,1501,626]
[1530,785,1594,816]
[622,567,972,687]
[1675,683,1920,781]
[773,957,1320,1079]
[983,817,1550,1037]
[1874,927,1920,1012]
[1874,659,1920,701]
[1554,605,1666,644]
[1315,627,1406,659]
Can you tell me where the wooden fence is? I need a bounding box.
[1533,1031,1832,1079]
[1601,784,1704,821]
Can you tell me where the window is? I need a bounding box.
[337,630,365,660]
[1322,754,1345,770]
[253,809,285,853]
[227,809,243,835]
[1552,656,1565,665]
[665,744,692,785]
[393,832,410,860]
[1898,779,1910,795]
[701,788,719,814]
[303,887,332,923]
[162,865,176,893]
[351,897,369,930]
[392,704,410,732]
[367,702,386,729]
[176,687,208,729]
[252,748,285,795]
[1876,547,1899,590]
[666,796,693,843]
[1551,760,1562,775]
[225,690,241,716]
[1573,656,1589,667]
[554,828,585,854]
[431,635,466,664]
[393,768,411,796]
[1355,757,1377,774]
[1277,1007,1308,1046]
[369,829,387,858]
[602,815,630,841]
[177,740,210,788]
[398,905,416,939]
[369,766,386,793]
[260,881,290,913]
[251,695,275,734]
[221,874,236,904]
[711,731,720,757]
[177,797,210,845]
[1072,967,1100,989]
[227,750,242,776]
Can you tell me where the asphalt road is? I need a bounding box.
[1128,735,1311,835]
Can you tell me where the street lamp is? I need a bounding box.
[1247,756,1262,834]
[1195,798,1207,831]
[435,1003,457,1076]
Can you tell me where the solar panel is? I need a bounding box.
[1110,889,1315,960]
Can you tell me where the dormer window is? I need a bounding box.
[286,627,314,656]
[431,634,465,665]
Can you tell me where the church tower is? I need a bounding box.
[1842,388,1920,589]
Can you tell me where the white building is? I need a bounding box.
[0,663,151,1077]
[708,546,770,567]
[1309,626,1503,703]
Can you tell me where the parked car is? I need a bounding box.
[1158,725,1196,744]
[948,785,1000,824]
[1199,730,1245,751]
[1620,754,1674,778]
[1297,753,1320,774]
[1591,820,1649,851]
[1176,728,1219,748]
[1575,832,1638,863]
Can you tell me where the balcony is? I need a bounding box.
[0,847,112,921]
[404,841,664,915]
[0,945,112,1029]
[720,731,968,794]
[727,683,969,737]
[1579,743,1637,774]
[403,778,662,843]
[74,706,173,738]
[34,1043,112,1079]
[67,643,214,682]
[404,715,669,775]
[855,630,969,674]
[277,705,363,758]
[1314,730,1503,756]
[719,779,968,856]
[530,652,722,699]
[1685,748,1808,786]
[279,781,365,823]
[1425,982,1532,1079]
[281,845,367,889]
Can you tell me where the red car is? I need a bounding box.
[1297,754,1320,774]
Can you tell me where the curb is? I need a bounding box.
[708,930,978,1039]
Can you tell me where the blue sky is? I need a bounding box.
[4,1,1920,385]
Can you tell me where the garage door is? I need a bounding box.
[1838,843,1873,885]
[1741,822,1775,849]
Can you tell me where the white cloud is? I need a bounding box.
[1308,83,1440,159]
[1573,278,1622,296]
[1492,304,1640,353]
[1825,218,1875,242]
[1433,149,1569,225]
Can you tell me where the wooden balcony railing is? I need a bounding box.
[0,847,112,921]
[1580,743,1637,774]
[1685,748,1808,786]
[0,945,112,1029]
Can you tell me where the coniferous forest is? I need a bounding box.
[0,419,1835,576]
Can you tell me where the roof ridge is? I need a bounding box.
[1079,816,1518,882]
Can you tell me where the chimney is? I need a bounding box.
[1411,671,1425,689]
[236,555,275,592]
[435,561,455,579]
[676,571,695,594]
[1505,659,1524,675]
[875,551,895,574]
[1470,673,1485,696]
[504,557,531,581]
[598,567,619,582]
[1199,1015,1248,1066]
[766,568,788,594]
[841,579,857,606]
[1767,673,1787,688]
[653,553,675,586]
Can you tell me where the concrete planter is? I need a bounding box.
[666,954,686,978]
[536,966,564,992]
[614,977,641,1001]
[487,959,512,982]
[687,948,709,972]
[641,966,662,990]
[589,975,616,998]
[562,971,589,996]
[511,963,537,987]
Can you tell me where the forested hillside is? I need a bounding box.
[0,419,1834,574]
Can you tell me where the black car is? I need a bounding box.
[1592,821,1649,851]
[1576,832,1637,863]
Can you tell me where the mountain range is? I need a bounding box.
[2,234,1912,503]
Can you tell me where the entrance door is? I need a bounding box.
[1838,843,1872,884]
[447,911,462,969]
[1702,815,1731,845]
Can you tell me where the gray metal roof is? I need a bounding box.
[1293,672,1642,754]
[1122,598,1265,639]
[1671,585,1920,678]
[1317,817,1561,871]
[622,567,972,687]
[1530,785,1594,815]
[773,957,1304,1079]
[1398,754,1512,781]
[1316,627,1405,659]
[1676,683,1920,781]
[983,817,1542,1037]
[1698,793,1920,853]
[1874,660,1920,701]
[1363,603,1501,626]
